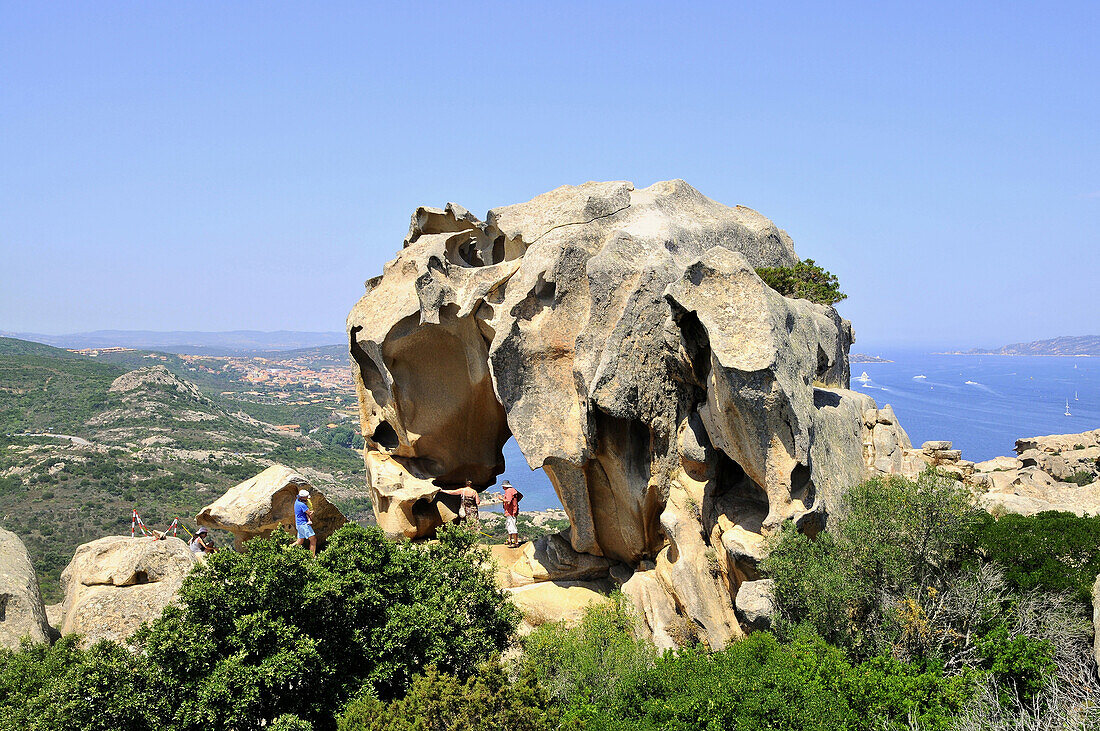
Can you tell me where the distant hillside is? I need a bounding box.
[0,337,366,603]
[1,329,345,355]
[965,335,1100,356]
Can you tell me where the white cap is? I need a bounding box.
[298,489,310,498]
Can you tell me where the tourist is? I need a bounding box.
[189,527,216,554]
[294,488,317,557]
[446,479,481,532]
[502,480,523,547]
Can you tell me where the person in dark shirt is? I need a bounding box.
[294,489,316,557]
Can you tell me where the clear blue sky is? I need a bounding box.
[2,1,1097,349]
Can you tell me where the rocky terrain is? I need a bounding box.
[0,337,366,601]
[347,179,916,647]
[905,428,1100,515]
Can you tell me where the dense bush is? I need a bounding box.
[0,524,516,731]
[0,636,165,731]
[526,615,976,731]
[971,511,1100,603]
[762,470,980,655]
[755,258,847,305]
[338,662,556,731]
[523,595,657,709]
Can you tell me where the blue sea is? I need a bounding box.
[495,352,1100,512]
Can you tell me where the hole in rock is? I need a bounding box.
[705,450,769,536]
[478,437,562,513]
[371,422,399,450]
[790,463,814,505]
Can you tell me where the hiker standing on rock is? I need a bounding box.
[294,489,317,557]
[446,480,481,532]
[502,480,524,547]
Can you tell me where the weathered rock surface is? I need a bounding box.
[196,465,346,549]
[348,180,914,647]
[504,579,614,628]
[510,532,616,583]
[0,528,53,647]
[894,430,1100,517]
[735,579,776,632]
[58,535,197,645]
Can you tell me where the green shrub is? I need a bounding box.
[975,625,1054,703]
[580,629,976,731]
[522,595,656,709]
[969,511,1100,603]
[755,258,847,305]
[0,636,164,731]
[132,523,518,731]
[338,662,555,731]
[762,470,980,654]
[1065,470,1096,486]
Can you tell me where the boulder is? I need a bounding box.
[348,180,903,645]
[511,531,616,583]
[621,569,684,649]
[735,579,776,632]
[504,579,613,628]
[58,535,197,645]
[922,441,953,451]
[0,528,53,647]
[196,465,346,549]
[974,455,1020,472]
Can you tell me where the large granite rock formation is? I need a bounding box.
[57,535,197,645]
[348,180,912,647]
[196,465,346,549]
[0,528,53,647]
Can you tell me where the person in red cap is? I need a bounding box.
[502,480,523,547]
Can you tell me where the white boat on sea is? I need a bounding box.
[965,380,979,385]
[1065,399,1072,417]
[913,374,927,380]
[856,371,871,382]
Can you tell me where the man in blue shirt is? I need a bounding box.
[294,488,316,557]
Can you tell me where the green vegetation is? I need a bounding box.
[0,337,364,603]
[1065,469,1097,486]
[0,524,515,731]
[755,258,847,305]
[969,510,1100,603]
[339,664,556,731]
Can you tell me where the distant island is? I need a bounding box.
[850,353,894,363]
[945,335,1100,357]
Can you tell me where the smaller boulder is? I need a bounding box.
[196,465,346,549]
[510,532,615,583]
[58,535,197,645]
[504,579,613,628]
[735,579,776,632]
[0,528,53,648]
[922,440,953,451]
